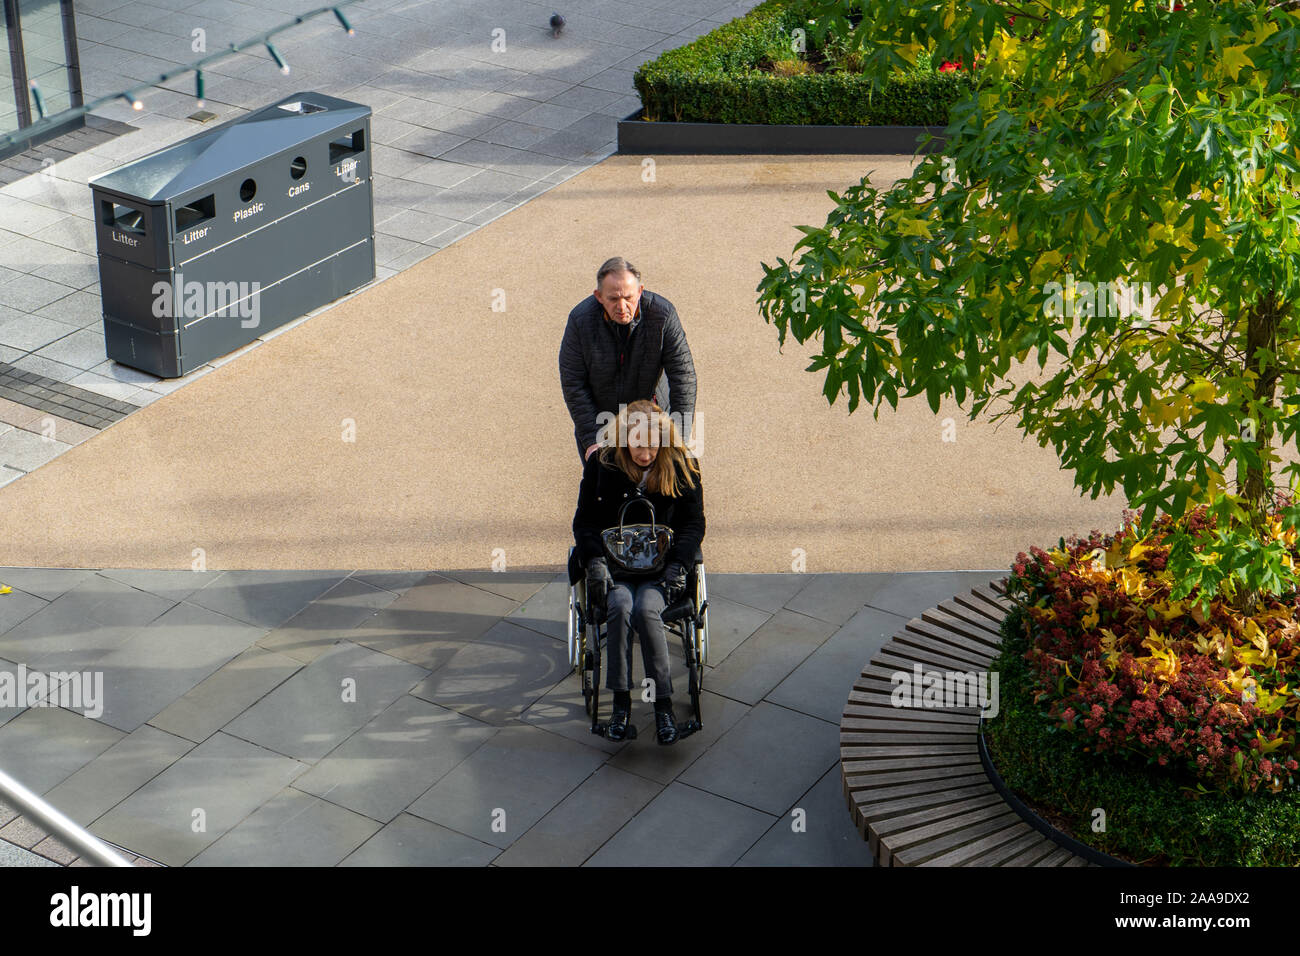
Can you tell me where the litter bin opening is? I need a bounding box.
[101,200,146,235]
[239,178,257,202]
[278,100,326,114]
[290,156,307,179]
[175,194,215,230]
[329,129,365,165]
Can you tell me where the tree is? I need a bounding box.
[756,0,1300,616]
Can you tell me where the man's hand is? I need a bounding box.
[585,443,600,461]
[661,561,687,605]
[586,558,612,618]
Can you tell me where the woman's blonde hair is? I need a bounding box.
[598,398,699,496]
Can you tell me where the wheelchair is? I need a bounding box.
[566,545,709,740]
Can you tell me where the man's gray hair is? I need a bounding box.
[597,256,641,288]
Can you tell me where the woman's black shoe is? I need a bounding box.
[655,707,678,745]
[606,708,631,742]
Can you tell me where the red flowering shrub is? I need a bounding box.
[1006,495,1300,795]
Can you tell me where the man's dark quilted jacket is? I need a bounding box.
[558,290,697,458]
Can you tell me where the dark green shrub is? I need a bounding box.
[633,0,974,126]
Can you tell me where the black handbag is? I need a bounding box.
[601,498,674,579]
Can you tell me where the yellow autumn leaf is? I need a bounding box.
[1244,618,1270,654]
[1187,378,1217,404]
[895,215,932,239]
[1220,45,1255,81]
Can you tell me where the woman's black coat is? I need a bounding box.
[570,451,705,585]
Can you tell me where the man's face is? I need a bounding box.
[594,270,642,324]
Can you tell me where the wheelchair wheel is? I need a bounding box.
[696,563,710,665]
[568,579,585,671]
[581,625,601,718]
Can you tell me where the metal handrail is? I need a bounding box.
[0,767,132,867]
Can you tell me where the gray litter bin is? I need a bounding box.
[88,91,375,378]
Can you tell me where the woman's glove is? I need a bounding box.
[661,561,688,605]
[586,558,612,616]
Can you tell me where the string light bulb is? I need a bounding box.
[333,7,355,35]
[119,92,143,110]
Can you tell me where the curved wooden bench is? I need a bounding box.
[841,578,1095,867]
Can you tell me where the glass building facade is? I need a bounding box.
[2,0,84,159]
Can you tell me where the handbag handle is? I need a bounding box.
[617,497,657,537]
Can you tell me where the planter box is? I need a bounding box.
[616,110,948,155]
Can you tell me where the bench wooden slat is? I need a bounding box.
[920,608,1005,647]
[1062,855,1091,867]
[869,792,1007,864]
[845,772,989,806]
[935,598,1004,637]
[844,702,980,725]
[915,819,1038,867]
[890,629,996,668]
[905,617,1002,654]
[883,803,1018,865]
[862,785,1000,829]
[959,828,1053,867]
[840,740,976,757]
[951,589,1008,624]
[844,759,982,789]
[1034,846,1076,866]
[841,720,978,738]
[894,809,1023,866]
[872,645,990,675]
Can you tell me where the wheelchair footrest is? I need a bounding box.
[592,722,637,741]
[677,719,702,738]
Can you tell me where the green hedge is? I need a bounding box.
[633,0,975,126]
[985,605,1300,866]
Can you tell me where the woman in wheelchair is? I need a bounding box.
[572,398,705,745]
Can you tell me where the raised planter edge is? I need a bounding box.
[616,110,948,155]
[977,717,1135,868]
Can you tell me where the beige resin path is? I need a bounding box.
[0,153,1148,572]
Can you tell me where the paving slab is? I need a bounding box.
[351,574,522,670]
[96,568,221,604]
[584,781,774,867]
[184,570,353,631]
[42,723,195,826]
[604,689,750,786]
[766,605,912,724]
[256,575,401,664]
[861,570,1009,621]
[147,645,303,743]
[91,599,267,733]
[190,787,382,866]
[294,694,497,823]
[341,812,499,866]
[223,641,428,762]
[406,722,606,848]
[0,567,98,602]
[41,572,176,628]
[90,732,308,867]
[408,617,569,725]
[703,609,837,706]
[737,764,877,866]
[677,701,839,816]
[493,764,661,866]
[0,704,123,794]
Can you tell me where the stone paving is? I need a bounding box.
[0,0,758,486]
[0,566,1004,865]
